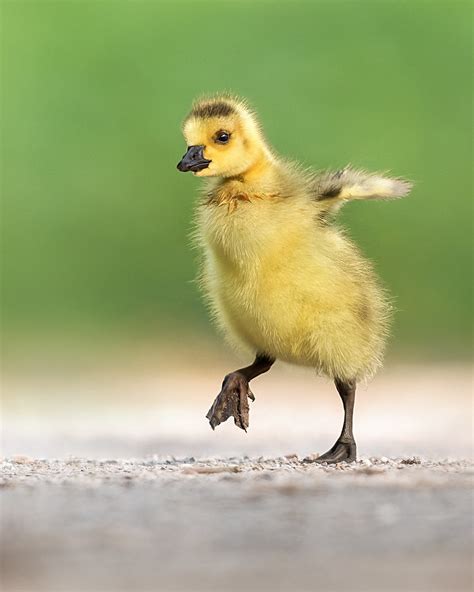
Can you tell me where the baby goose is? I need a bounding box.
[177,95,411,463]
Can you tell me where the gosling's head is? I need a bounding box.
[177,95,268,178]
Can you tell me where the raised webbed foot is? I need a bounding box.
[308,439,357,464]
[206,372,255,432]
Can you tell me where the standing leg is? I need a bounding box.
[206,354,275,432]
[315,378,357,463]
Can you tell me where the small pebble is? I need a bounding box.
[11,455,33,464]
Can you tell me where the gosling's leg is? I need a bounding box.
[315,378,357,464]
[206,354,275,432]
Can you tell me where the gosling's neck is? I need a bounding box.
[219,145,278,196]
[239,144,276,183]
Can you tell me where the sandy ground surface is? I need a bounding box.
[1,359,473,591]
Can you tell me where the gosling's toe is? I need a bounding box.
[206,372,254,432]
[306,439,357,464]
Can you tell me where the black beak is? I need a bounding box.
[177,145,211,173]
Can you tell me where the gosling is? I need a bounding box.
[177,95,411,463]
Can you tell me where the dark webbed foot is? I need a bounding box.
[306,378,358,464]
[312,439,357,464]
[206,372,255,432]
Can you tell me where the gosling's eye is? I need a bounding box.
[215,131,230,144]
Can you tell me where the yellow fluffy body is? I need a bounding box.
[182,95,411,382]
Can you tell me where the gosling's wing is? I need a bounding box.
[312,166,412,216]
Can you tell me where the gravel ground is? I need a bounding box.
[1,454,473,592]
[2,362,473,591]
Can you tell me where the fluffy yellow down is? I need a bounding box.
[183,95,410,382]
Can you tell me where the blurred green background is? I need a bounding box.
[1,0,472,360]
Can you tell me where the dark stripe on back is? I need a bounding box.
[191,101,235,119]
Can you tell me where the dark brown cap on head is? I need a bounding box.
[189,101,235,120]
